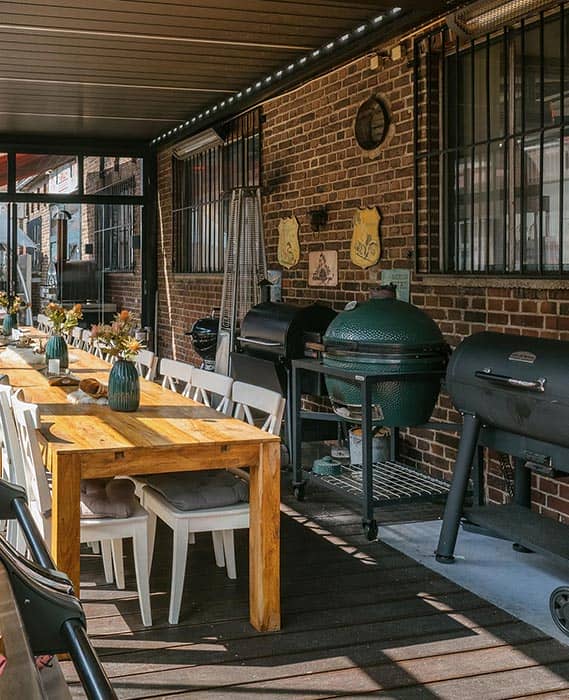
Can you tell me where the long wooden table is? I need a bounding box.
[0,346,281,632]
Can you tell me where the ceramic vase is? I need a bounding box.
[108,359,140,412]
[45,333,69,370]
[2,313,17,336]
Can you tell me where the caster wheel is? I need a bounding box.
[550,587,569,636]
[363,519,378,541]
[293,484,306,501]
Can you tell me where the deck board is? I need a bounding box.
[63,475,569,699]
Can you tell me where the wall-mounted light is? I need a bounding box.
[308,206,328,232]
[172,128,224,159]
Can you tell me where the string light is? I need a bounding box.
[151,6,398,145]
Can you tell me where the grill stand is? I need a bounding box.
[291,358,454,540]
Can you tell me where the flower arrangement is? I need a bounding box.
[91,310,142,361]
[0,292,28,314]
[44,302,83,334]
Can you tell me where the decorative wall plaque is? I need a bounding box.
[308,250,338,287]
[277,215,300,269]
[350,207,381,269]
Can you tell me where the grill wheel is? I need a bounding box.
[550,587,569,636]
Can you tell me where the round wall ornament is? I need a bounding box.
[354,93,394,156]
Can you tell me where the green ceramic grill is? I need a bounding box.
[323,290,448,426]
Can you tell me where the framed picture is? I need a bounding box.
[308,250,338,287]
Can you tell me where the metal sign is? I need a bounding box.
[381,269,411,303]
[277,215,300,269]
[350,207,381,268]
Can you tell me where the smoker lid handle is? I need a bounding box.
[475,369,546,392]
[237,336,282,347]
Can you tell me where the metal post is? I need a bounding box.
[62,619,117,700]
[436,412,481,562]
[361,376,377,539]
[291,361,304,496]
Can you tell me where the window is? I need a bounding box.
[27,216,42,273]
[172,109,262,273]
[416,5,569,275]
[94,177,136,272]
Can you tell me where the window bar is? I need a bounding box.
[521,20,527,273]
[413,37,421,271]
[560,3,565,274]
[504,28,510,274]
[455,34,461,272]
[427,32,432,274]
[486,34,491,273]
[470,36,476,274]
[539,12,545,274]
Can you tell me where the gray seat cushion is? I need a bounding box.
[143,470,249,511]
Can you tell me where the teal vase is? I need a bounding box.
[108,359,140,412]
[45,333,69,370]
[2,313,17,336]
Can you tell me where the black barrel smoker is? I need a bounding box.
[435,331,569,635]
[186,315,219,370]
[232,301,337,445]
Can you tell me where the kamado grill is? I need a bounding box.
[436,331,569,635]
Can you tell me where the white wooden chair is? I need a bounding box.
[141,381,284,624]
[36,313,50,333]
[159,358,193,396]
[70,326,83,348]
[188,367,233,414]
[11,391,153,626]
[0,386,27,552]
[81,328,92,351]
[134,349,157,381]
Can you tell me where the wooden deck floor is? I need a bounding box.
[63,477,569,699]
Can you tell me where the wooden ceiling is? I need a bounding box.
[0,1,449,145]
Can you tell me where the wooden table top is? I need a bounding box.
[0,346,278,458]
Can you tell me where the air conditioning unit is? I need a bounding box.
[172,128,224,159]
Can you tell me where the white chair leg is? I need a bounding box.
[189,533,196,545]
[132,527,152,627]
[90,541,101,554]
[101,541,114,584]
[169,527,189,625]
[147,511,157,568]
[111,539,125,589]
[222,530,237,580]
[211,531,225,568]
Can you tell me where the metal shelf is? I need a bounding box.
[307,460,451,506]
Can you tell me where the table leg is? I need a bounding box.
[249,441,281,632]
[51,454,81,593]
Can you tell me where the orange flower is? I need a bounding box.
[119,309,130,321]
[72,303,82,314]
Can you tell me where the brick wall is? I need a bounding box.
[155,40,569,521]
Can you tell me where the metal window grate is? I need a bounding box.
[415,2,569,276]
[94,177,136,272]
[172,109,261,274]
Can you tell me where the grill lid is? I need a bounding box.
[446,331,569,448]
[324,297,445,355]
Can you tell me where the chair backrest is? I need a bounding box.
[159,358,193,396]
[0,385,23,487]
[190,368,233,414]
[81,328,92,351]
[36,313,49,332]
[71,326,83,347]
[11,392,51,541]
[231,381,285,435]
[135,349,157,381]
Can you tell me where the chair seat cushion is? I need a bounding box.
[143,470,248,511]
[80,478,140,519]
